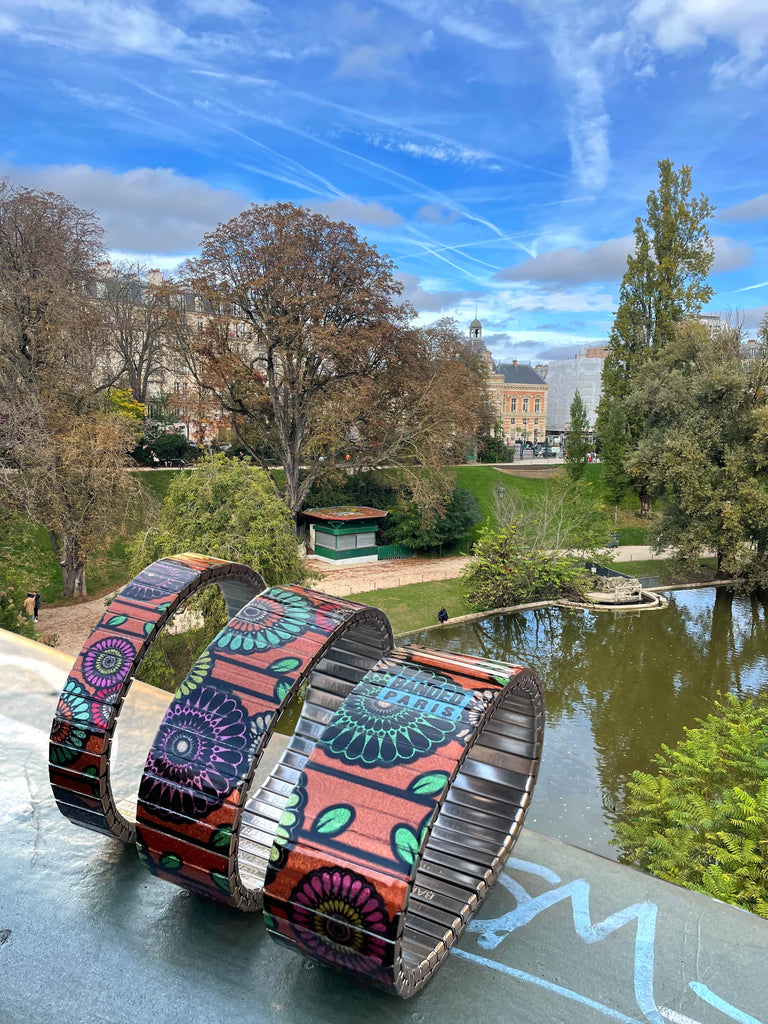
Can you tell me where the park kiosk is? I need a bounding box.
[303,506,388,564]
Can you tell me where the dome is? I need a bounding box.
[469,318,482,329]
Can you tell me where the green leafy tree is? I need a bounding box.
[382,487,481,552]
[130,455,309,689]
[596,399,632,505]
[477,422,513,463]
[614,694,768,919]
[625,320,768,581]
[131,454,307,587]
[462,522,591,611]
[565,390,590,481]
[598,160,715,514]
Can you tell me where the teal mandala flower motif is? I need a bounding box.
[176,649,214,697]
[216,589,315,653]
[50,680,92,764]
[320,679,458,767]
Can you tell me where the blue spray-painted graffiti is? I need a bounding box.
[453,857,764,1024]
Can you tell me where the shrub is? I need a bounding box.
[613,694,768,919]
[462,522,591,610]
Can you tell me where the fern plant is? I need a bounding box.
[613,694,768,918]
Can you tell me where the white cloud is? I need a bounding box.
[1,162,249,253]
[395,272,464,312]
[495,233,752,286]
[415,203,461,224]
[719,194,768,222]
[495,236,634,286]
[309,197,403,227]
[711,235,754,273]
[631,0,768,79]
[366,133,498,168]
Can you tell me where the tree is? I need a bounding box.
[381,486,481,552]
[172,203,488,516]
[623,319,768,581]
[131,454,308,588]
[101,263,174,404]
[0,179,140,596]
[614,694,768,919]
[477,421,513,463]
[596,398,631,506]
[462,522,591,611]
[565,390,589,481]
[598,160,715,514]
[494,474,610,554]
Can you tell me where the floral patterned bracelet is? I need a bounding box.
[134,586,393,911]
[49,554,265,842]
[262,645,544,997]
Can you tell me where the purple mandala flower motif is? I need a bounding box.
[82,636,136,699]
[287,867,391,972]
[141,686,250,821]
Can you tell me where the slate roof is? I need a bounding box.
[496,362,547,385]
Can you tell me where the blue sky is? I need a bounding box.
[2,0,768,364]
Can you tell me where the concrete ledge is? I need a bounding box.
[1,630,766,1024]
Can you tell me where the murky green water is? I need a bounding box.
[408,588,768,859]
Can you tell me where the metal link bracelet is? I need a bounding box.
[134,585,393,910]
[49,554,265,842]
[262,644,544,996]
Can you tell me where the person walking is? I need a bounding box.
[23,593,35,621]
[33,591,40,623]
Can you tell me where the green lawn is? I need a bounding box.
[348,556,720,635]
[348,577,473,634]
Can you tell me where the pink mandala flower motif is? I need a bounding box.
[287,867,391,972]
[81,636,136,700]
[140,686,250,821]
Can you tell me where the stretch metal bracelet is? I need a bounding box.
[262,645,544,997]
[134,586,393,910]
[49,554,265,842]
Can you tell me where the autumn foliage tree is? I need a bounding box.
[173,203,488,516]
[0,179,139,596]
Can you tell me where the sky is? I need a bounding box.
[2,0,768,365]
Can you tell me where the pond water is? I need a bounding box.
[407,587,768,859]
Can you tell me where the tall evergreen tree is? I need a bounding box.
[598,159,715,514]
[565,390,589,481]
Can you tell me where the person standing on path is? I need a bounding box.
[33,591,40,623]
[23,593,35,621]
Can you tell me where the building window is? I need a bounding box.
[534,398,541,413]
[522,398,529,413]
[510,398,517,413]
[197,318,204,333]
[534,418,539,425]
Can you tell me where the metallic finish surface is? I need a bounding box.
[48,554,265,843]
[135,586,393,910]
[263,645,545,996]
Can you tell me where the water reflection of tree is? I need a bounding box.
[410,588,768,817]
